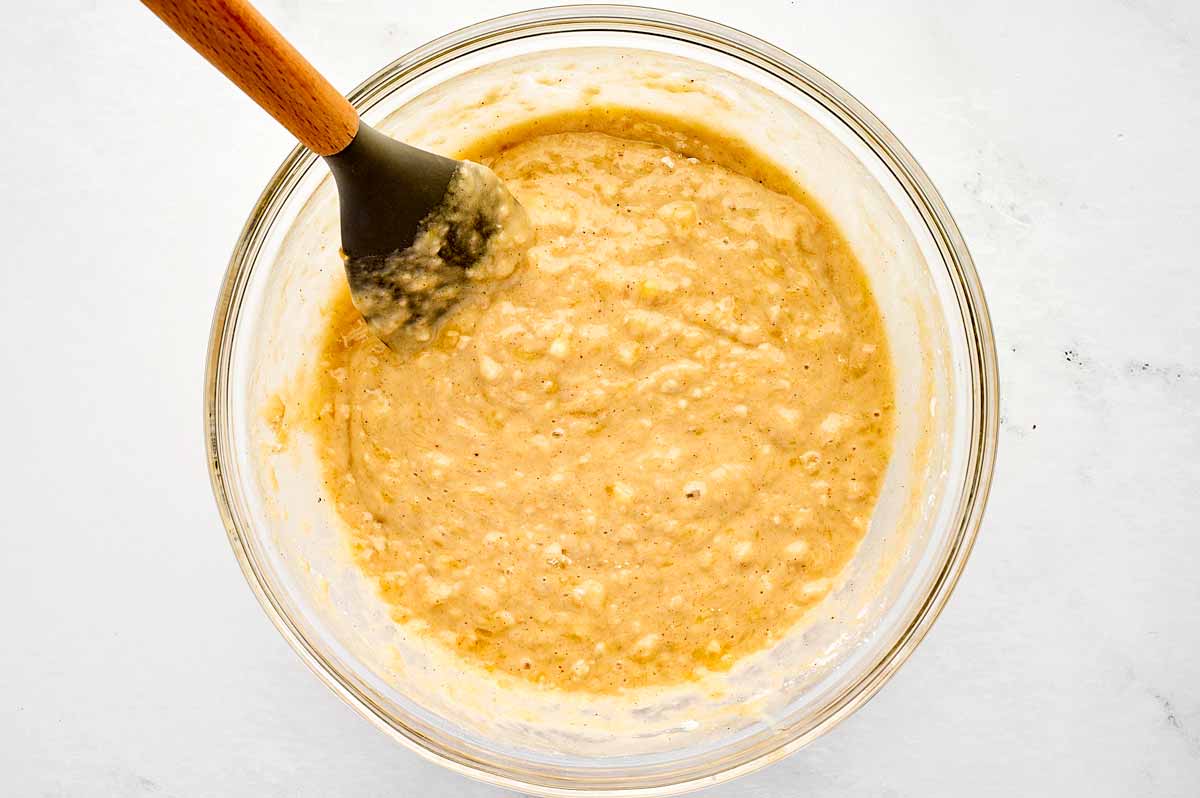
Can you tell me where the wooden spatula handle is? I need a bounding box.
[143,0,359,155]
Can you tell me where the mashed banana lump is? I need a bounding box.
[301,113,895,693]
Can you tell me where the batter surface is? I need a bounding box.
[303,117,894,693]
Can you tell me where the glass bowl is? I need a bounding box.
[205,5,998,796]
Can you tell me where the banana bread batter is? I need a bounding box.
[302,115,894,693]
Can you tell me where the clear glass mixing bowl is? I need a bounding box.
[205,6,998,795]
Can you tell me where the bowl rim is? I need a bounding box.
[204,5,999,795]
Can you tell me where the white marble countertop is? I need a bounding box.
[2,1,1197,795]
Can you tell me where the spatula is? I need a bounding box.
[142,0,527,347]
